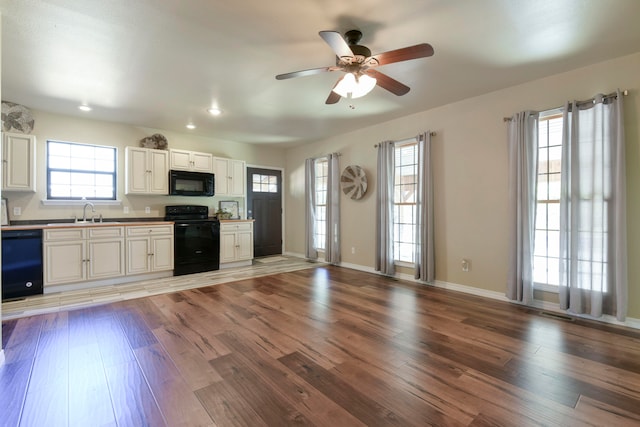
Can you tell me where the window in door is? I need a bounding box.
[47,140,117,200]
[252,173,278,193]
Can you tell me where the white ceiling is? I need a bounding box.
[2,0,640,147]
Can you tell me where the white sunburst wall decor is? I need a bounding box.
[340,165,368,200]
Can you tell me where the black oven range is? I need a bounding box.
[165,205,220,276]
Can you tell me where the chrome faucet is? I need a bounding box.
[82,202,96,222]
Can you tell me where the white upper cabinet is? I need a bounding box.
[125,146,169,195]
[213,157,245,196]
[169,149,213,173]
[2,132,36,192]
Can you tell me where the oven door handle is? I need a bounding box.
[174,223,194,228]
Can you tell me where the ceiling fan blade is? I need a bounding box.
[276,66,337,80]
[325,78,342,104]
[326,91,341,104]
[368,43,434,67]
[366,69,410,96]
[319,31,354,59]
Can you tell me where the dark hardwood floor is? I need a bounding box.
[2,266,640,426]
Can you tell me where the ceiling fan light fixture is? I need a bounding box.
[332,73,377,99]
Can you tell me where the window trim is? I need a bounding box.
[392,139,419,265]
[532,111,563,293]
[313,158,328,252]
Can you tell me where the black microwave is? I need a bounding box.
[169,170,215,197]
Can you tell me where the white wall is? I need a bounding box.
[3,110,286,222]
[284,52,640,318]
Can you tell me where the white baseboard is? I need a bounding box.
[283,251,307,259]
[338,261,377,274]
[335,261,640,330]
[281,256,640,330]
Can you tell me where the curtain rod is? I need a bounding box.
[503,89,629,122]
[373,131,436,148]
[309,152,341,161]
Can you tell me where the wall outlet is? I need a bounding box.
[145,206,151,214]
[123,206,129,214]
[13,206,21,216]
[461,259,470,272]
[351,247,356,254]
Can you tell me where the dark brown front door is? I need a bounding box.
[246,167,282,257]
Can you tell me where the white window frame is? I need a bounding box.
[533,111,563,293]
[46,140,117,201]
[313,158,328,251]
[393,139,419,266]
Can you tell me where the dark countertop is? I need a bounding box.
[2,219,173,232]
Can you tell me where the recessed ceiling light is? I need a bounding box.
[186,123,196,130]
[207,107,222,116]
[78,105,92,112]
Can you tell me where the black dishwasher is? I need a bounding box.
[2,229,44,301]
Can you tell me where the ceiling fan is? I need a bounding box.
[275,30,434,104]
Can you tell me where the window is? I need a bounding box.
[393,141,418,263]
[47,140,117,200]
[533,114,563,288]
[313,159,328,251]
[252,173,278,193]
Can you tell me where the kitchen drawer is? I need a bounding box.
[88,226,124,239]
[220,222,252,232]
[126,225,173,236]
[44,228,86,242]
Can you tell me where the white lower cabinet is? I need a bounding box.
[43,224,173,289]
[220,221,253,266]
[126,225,174,274]
[44,227,125,286]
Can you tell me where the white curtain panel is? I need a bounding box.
[506,111,539,304]
[375,141,395,276]
[304,158,318,260]
[325,153,341,265]
[559,90,627,321]
[414,132,435,282]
